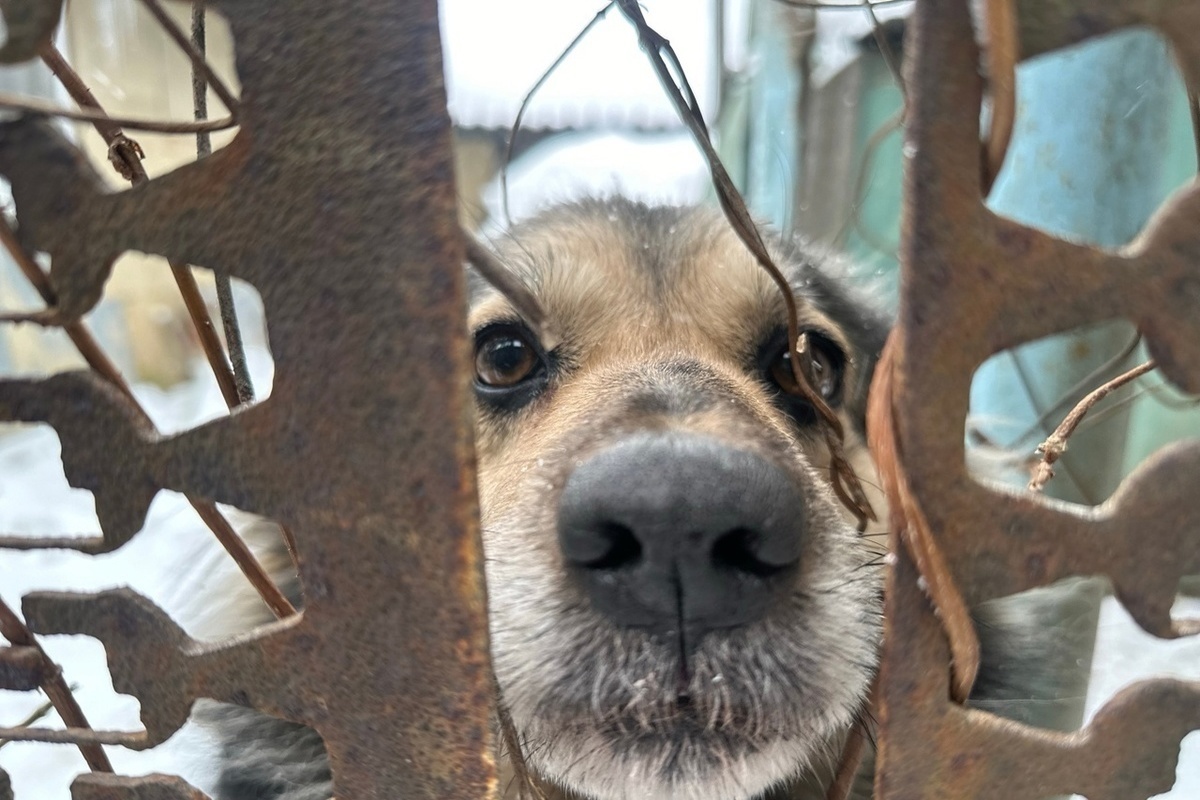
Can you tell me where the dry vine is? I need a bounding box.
[1029,359,1158,493]
[0,598,112,772]
[613,0,876,529]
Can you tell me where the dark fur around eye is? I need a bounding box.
[473,321,553,412]
[756,327,847,426]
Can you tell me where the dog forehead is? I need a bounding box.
[475,201,828,354]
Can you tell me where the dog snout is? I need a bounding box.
[556,432,805,641]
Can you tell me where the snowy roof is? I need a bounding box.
[479,129,711,229]
[439,0,720,131]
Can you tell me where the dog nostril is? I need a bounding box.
[578,522,643,570]
[711,528,791,578]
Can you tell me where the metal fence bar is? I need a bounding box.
[873,0,1200,797]
[0,2,492,797]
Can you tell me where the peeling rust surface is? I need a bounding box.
[0,2,493,798]
[71,774,211,800]
[878,547,1200,800]
[874,1,1200,798]
[0,0,63,63]
[1016,0,1200,71]
[0,645,48,690]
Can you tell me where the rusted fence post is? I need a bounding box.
[0,2,494,797]
[873,1,1200,797]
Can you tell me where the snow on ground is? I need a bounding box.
[0,349,279,798]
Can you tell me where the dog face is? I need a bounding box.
[470,199,889,800]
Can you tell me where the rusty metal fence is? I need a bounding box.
[0,0,1197,798]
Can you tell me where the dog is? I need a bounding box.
[206,198,1092,800]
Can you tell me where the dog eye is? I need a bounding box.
[763,331,845,405]
[475,326,541,387]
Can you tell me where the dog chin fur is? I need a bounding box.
[529,733,837,800]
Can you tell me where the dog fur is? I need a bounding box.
[204,198,1088,800]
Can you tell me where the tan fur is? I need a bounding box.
[473,200,885,800]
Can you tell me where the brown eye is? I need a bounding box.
[767,333,843,402]
[475,326,540,388]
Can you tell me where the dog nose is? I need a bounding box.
[557,433,805,640]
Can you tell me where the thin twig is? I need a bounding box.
[1065,380,1199,440]
[615,0,874,527]
[0,93,236,133]
[861,1,905,101]
[38,41,243,409]
[1028,359,1157,493]
[0,219,296,620]
[0,219,134,397]
[833,108,903,250]
[1007,332,1143,449]
[1007,347,1094,503]
[462,226,557,350]
[213,274,254,402]
[1189,89,1200,168]
[192,0,255,405]
[0,599,112,771]
[0,724,148,748]
[173,265,242,408]
[501,1,615,226]
[0,691,63,749]
[138,0,240,116]
[37,43,147,181]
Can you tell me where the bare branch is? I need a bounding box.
[501,2,615,227]
[462,226,558,350]
[0,93,236,133]
[0,599,113,771]
[192,0,255,405]
[615,0,875,527]
[138,0,240,116]
[1028,359,1157,493]
[982,0,1017,194]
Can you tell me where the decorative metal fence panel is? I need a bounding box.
[0,1,493,798]
[873,1,1200,798]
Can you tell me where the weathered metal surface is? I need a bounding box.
[0,645,47,690]
[0,0,63,63]
[1016,0,1200,67]
[878,546,1200,800]
[0,2,493,798]
[874,0,1200,798]
[71,774,211,800]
